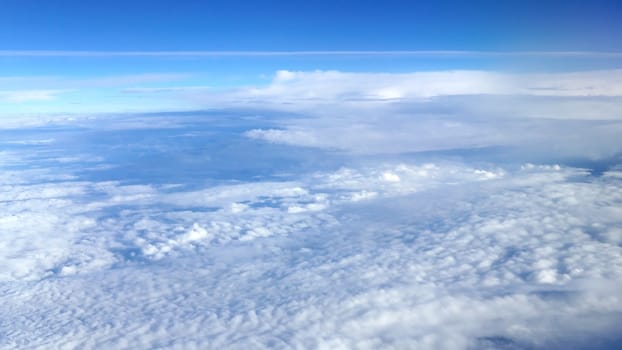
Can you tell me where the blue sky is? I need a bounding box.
[2,0,622,51]
[1,0,622,115]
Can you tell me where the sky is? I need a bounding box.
[2,0,622,51]
[2,1,622,349]
[1,0,622,115]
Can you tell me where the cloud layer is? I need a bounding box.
[222,70,622,158]
[2,65,622,348]
[2,130,622,348]
[3,69,622,159]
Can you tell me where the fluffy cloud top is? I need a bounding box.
[226,70,622,158]
[2,129,622,348]
[2,66,622,348]
[206,70,622,110]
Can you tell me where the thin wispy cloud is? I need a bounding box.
[0,89,71,103]
[2,50,622,58]
[0,73,190,89]
[122,86,212,94]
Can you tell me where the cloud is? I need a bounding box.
[245,128,319,146]
[0,73,190,90]
[2,156,622,348]
[207,70,622,158]
[232,69,622,103]
[0,89,70,103]
[81,73,191,87]
[4,67,621,157]
[122,86,211,94]
[242,114,622,159]
[179,70,622,122]
[0,73,199,116]
[2,65,622,348]
[1,50,622,57]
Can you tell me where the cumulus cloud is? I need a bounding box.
[207,70,622,107]
[2,155,622,348]
[123,69,615,158]
[2,66,622,348]
[3,69,622,158]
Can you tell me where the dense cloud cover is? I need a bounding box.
[1,69,622,349]
[230,70,622,158]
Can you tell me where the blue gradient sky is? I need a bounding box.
[2,0,622,51]
[1,0,621,115]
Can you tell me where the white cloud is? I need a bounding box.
[1,50,622,58]
[216,71,622,158]
[208,70,622,107]
[0,73,190,90]
[245,128,319,145]
[2,159,622,348]
[3,70,622,159]
[0,89,70,103]
[122,86,211,94]
[2,65,622,348]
